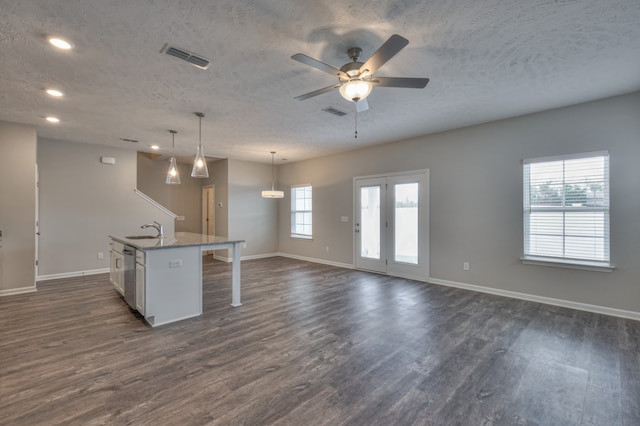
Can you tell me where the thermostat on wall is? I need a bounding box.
[100,156,116,165]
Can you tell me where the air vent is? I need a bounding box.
[322,107,347,117]
[162,44,210,70]
[119,138,139,143]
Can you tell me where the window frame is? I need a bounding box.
[291,184,312,239]
[521,151,614,272]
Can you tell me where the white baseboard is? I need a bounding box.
[242,252,281,261]
[276,252,354,270]
[212,252,283,263]
[0,286,37,297]
[212,254,229,262]
[210,252,352,269]
[428,277,640,321]
[37,268,109,282]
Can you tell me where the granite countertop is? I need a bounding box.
[109,232,244,251]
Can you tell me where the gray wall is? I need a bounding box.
[137,154,203,233]
[0,121,37,293]
[228,159,278,256]
[277,92,640,313]
[38,139,175,276]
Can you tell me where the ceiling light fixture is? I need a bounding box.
[46,89,64,97]
[48,37,72,50]
[262,151,284,199]
[151,145,160,150]
[338,79,373,103]
[46,116,60,123]
[166,130,181,185]
[191,112,209,178]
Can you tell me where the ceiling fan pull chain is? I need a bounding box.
[354,102,358,139]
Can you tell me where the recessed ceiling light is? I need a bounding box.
[48,37,72,50]
[46,116,60,123]
[46,89,64,97]
[151,145,160,150]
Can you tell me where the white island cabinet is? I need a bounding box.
[109,240,125,295]
[109,232,244,327]
[135,249,145,315]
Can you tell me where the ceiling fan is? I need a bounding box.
[291,34,429,112]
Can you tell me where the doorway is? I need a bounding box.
[202,185,215,255]
[354,170,429,281]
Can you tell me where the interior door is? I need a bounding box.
[354,171,429,281]
[35,164,39,280]
[202,186,215,255]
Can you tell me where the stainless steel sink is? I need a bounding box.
[125,235,158,240]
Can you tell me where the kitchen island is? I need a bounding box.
[109,232,244,327]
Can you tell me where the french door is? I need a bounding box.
[354,170,429,281]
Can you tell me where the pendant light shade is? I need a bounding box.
[166,130,181,185]
[262,151,284,198]
[191,112,209,178]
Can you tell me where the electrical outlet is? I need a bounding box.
[326,246,330,252]
[170,259,183,268]
[463,262,470,271]
[97,252,104,260]
[340,216,349,222]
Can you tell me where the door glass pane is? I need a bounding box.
[360,186,380,259]
[394,183,418,264]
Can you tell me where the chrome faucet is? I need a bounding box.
[141,221,164,238]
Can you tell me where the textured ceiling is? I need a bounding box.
[1,0,639,163]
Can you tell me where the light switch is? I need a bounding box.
[340,216,349,222]
[170,259,183,268]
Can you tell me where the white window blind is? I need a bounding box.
[291,185,312,238]
[523,151,610,266]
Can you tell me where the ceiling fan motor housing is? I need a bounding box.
[339,61,364,80]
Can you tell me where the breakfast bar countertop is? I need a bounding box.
[109,232,245,251]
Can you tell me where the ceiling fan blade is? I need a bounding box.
[359,34,409,77]
[291,53,348,79]
[356,98,369,112]
[294,84,341,101]
[371,77,430,89]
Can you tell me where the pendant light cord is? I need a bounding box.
[271,151,276,191]
[198,115,202,148]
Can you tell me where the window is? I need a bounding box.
[523,151,611,269]
[291,185,312,238]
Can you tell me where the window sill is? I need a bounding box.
[520,256,615,272]
[290,234,312,240]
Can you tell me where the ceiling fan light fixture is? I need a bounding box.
[191,112,209,178]
[339,80,373,102]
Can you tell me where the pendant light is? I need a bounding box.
[191,112,209,178]
[166,130,181,185]
[262,151,284,198]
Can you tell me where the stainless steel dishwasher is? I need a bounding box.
[123,245,136,309]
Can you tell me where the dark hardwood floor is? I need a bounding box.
[1,256,639,425]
